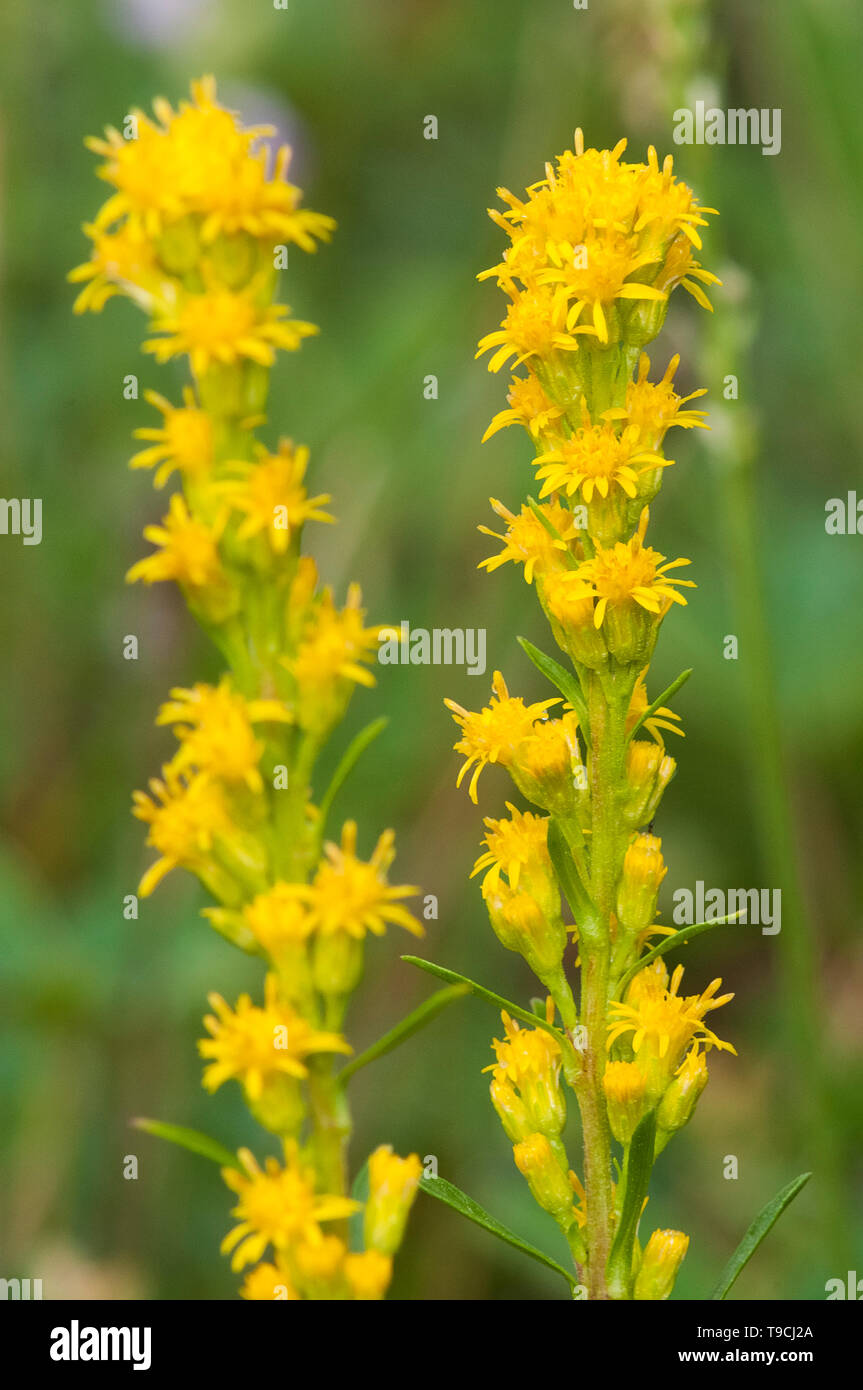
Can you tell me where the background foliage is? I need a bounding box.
[0,0,860,1299]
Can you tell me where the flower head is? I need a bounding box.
[608,961,735,1098]
[302,821,422,940]
[132,764,232,896]
[199,973,350,1100]
[221,1146,359,1271]
[144,284,318,377]
[565,509,694,628]
[478,498,578,584]
[216,440,333,554]
[130,389,214,487]
[157,677,291,792]
[125,493,227,592]
[482,373,565,442]
[445,670,561,802]
[471,804,551,891]
[533,417,668,505]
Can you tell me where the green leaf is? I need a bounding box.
[615,910,747,996]
[339,984,470,1083]
[401,956,567,1046]
[606,1109,658,1297]
[710,1171,813,1300]
[349,1158,370,1252]
[627,667,692,742]
[548,817,597,932]
[132,1118,241,1170]
[420,1174,576,1289]
[318,717,389,831]
[517,636,590,745]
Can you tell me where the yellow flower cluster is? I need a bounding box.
[73,78,422,1300]
[444,132,730,1300]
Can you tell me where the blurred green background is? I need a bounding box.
[1,0,861,1300]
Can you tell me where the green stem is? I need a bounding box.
[307,1057,352,1202]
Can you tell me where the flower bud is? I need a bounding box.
[602,596,658,667]
[482,878,566,979]
[623,739,664,827]
[602,1060,647,1145]
[311,930,364,999]
[656,1048,708,1152]
[539,571,608,670]
[634,1228,689,1300]
[489,1074,533,1143]
[616,833,667,934]
[513,1133,574,1221]
[364,1146,422,1256]
[509,713,587,819]
[248,1073,306,1138]
[344,1250,392,1301]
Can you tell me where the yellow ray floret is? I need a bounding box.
[125,493,227,590]
[533,415,670,504]
[445,671,561,803]
[478,497,579,584]
[215,440,333,554]
[221,1145,360,1272]
[130,388,214,487]
[602,353,707,449]
[132,765,232,896]
[85,75,335,248]
[298,821,422,940]
[143,283,318,377]
[157,677,291,792]
[199,973,350,1100]
[471,804,550,891]
[481,373,565,443]
[565,509,694,627]
[607,960,735,1066]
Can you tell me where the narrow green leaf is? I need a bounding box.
[517,636,591,745]
[318,717,388,831]
[339,985,470,1083]
[132,1118,241,1170]
[710,1172,813,1300]
[615,911,746,996]
[349,1158,370,1252]
[548,817,597,931]
[627,667,692,742]
[401,956,566,1045]
[420,1174,576,1289]
[606,1110,657,1297]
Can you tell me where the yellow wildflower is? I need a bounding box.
[216,440,333,554]
[344,1251,393,1301]
[125,493,227,591]
[565,510,695,628]
[478,497,578,583]
[607,961,735,1098]
[302,821,421,939]
[533,416,669,505]
[471,803,550,891]
[143,284,318,377]
[603,353,707,449]
[157,677,291,792]
[221,1146,359,1272]
[240,1259,299,1301]
[131,764,231,896]
[199,973,350,1100]
[445,670,561,802]
[476,282,593,374]
[130,388,214,487]
[67,221,160,314]
[481,373,565,442]
[240,883,315,956]
[364,1146,423,1256]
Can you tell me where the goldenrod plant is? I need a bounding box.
[70,77,425,1301]
[415,131,809,1300]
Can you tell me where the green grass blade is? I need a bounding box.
[339,984,470,1082]
[606,1110,657,1297]
[132,1118,241,1170]
[627,667,692,741]
[318,716,389,830]
[616,911,746,996]
[710,1171,813,1300]
[420,1175,575,1290]
[517,636,590,744]
[401,955,566,1044]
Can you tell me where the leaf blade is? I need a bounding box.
[616,911,746,996]
[339,984,470,1083]
[627,667,692,742]
[420,1174,575,1289]
[517,636,590,745]
[710,1171,813,1300]
[132,1118,241,1170]
[318,717,389,831]
[401,955,566,1045]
